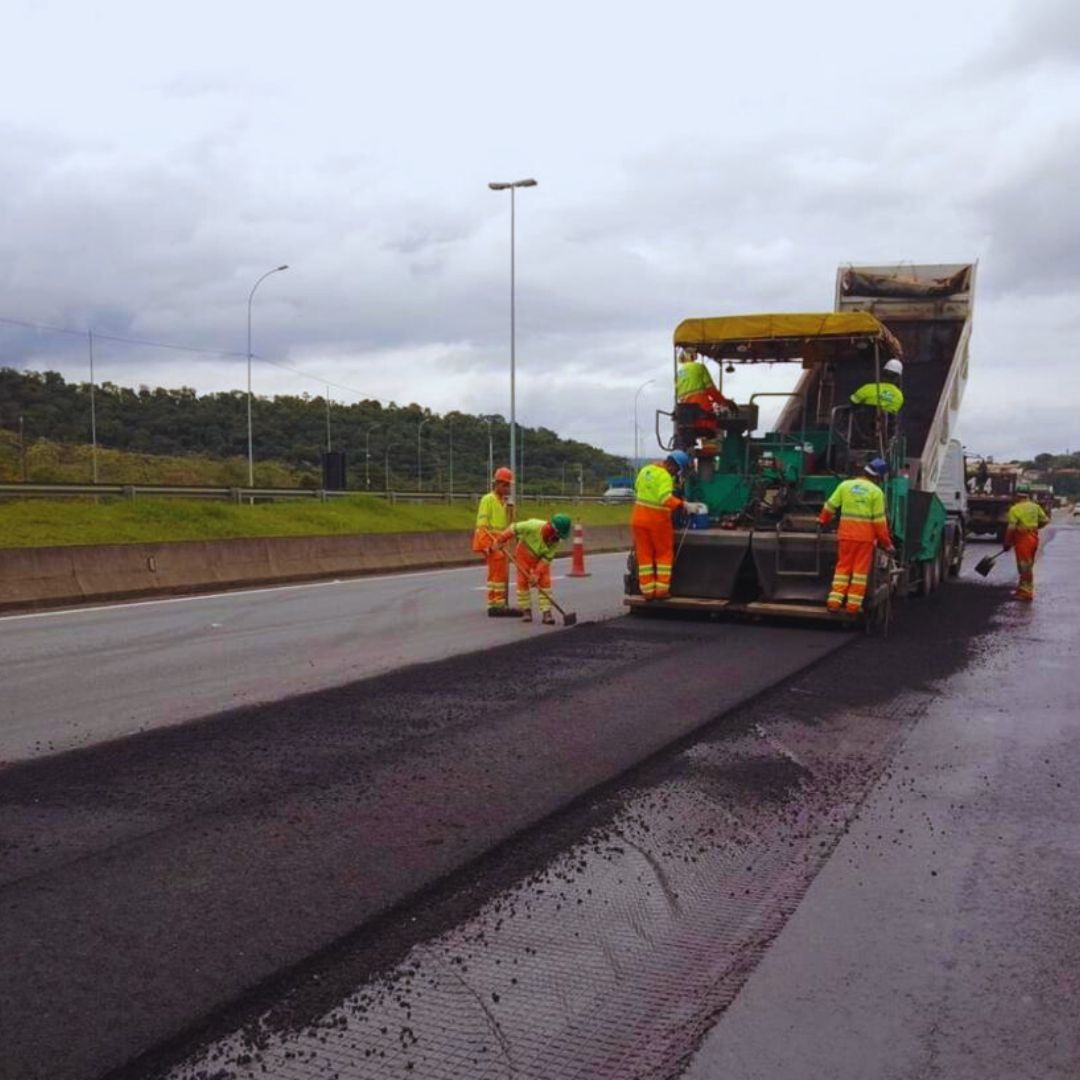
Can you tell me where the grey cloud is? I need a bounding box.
[976,120,1080,295]
[980,0,1080,72]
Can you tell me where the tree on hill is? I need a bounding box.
[0,367,628,492]
[1018,451,1080,497]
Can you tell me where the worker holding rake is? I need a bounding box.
[498,514,572,624]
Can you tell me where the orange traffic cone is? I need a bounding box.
[567,521,591,577]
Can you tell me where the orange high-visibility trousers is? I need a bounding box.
[514,543,553,612]
[484,548,509,610]
[1012,531,1039,601]
[632,506,675,600]
[828,539,874,612]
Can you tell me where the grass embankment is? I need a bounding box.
[0,496,630,548]
[0,430,314,487]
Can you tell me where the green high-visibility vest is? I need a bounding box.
[635,463,675,511]
[510,519,560,560]
[850,382,905,414]
[1007,499,1048,530]
[677,362,716,401]
[476,491,510,531]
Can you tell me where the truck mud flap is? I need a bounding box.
[671,530,753,600]
[752,529,837,604]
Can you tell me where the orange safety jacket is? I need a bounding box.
[818,477,893,547]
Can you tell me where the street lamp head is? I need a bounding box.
[276,264,289,272]
[489,179,538,190]
[514,179,538,188]
[488,182,511,190]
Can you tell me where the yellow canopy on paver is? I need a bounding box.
[673,312,903,364]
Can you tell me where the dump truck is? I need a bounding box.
[624,262,976,623]
[965,459,1020,542]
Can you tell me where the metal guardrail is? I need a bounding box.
[0,482,614,505]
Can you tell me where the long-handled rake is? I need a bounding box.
[505,546,578,626]
[974,547,1009,577]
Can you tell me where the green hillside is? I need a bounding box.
[0,368,627,493]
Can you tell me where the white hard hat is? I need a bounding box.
[883,358,904,376]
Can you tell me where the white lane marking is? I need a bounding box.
[0,555,622,623]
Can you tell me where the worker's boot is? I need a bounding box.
[541,611,556,625]
[520,609,534,623]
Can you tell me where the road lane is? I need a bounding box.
[0,553,629,763]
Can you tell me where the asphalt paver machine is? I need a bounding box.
[625,263,976,624]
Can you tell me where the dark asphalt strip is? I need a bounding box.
[132,579,1012,1080]
[0,615,846,1080]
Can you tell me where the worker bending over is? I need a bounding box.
[632,451,690,601]
[818,457,895,613]
[1004,482,1049,602]
[676,348,734,449]
[499,514,572,624]
[472,467,516,617]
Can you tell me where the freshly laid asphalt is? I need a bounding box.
[0,552,629,764]
[0,591,847,1080]
[682,520,1080,1079]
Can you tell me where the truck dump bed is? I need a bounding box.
[777,263,975,493]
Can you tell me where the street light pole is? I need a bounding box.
[384,441,393,492]
[364,424,381,489]
[246,264,289,487]
[488,178,537,505]
[633,378,654,473]
[417,416,432,492]
[447,417,454,497]
[483,417,494,482]
[88,329,99,484]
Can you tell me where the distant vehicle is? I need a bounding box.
[602,485,634,503]
[1072,504,1080,518]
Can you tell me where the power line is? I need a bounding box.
[0,315,247,358]
[0,312,396,408]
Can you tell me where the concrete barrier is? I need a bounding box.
[0,525,631,611]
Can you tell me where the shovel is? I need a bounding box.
[504,546,578,627]
[974,547,1009,577]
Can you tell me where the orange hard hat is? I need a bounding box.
[493,467,514,483]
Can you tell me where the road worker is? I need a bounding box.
[676,348,734,449]
[1004,482,1050,602]
[632,450,690,601]
[498,513,572,624]
[818,457,896,614]
[849,358,904,450]
[473,467,516,616]
[850,358,905,413]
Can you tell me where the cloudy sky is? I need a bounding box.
[1,0,1078,459]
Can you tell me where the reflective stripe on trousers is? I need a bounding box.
[485,549,509,609]
[828,539,874,612]
[1013,531,1038,600]
[632,511,674,599]
[514,543,552,612]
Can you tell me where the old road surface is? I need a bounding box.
[0,552,630,764]
[4,519,1079,1080]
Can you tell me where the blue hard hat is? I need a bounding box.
[865,457,889,477]
[667,450,692,472]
